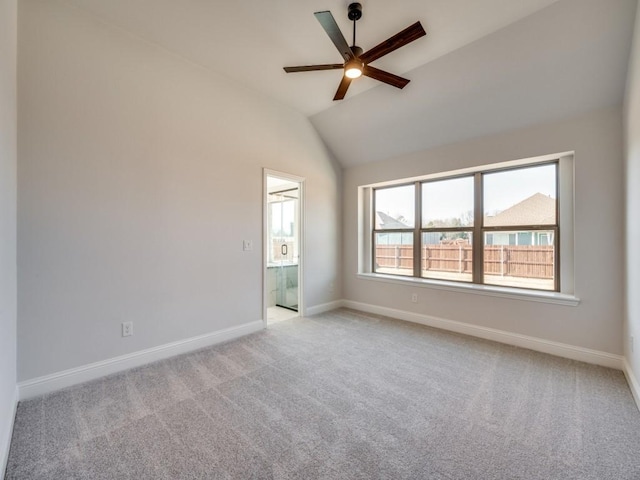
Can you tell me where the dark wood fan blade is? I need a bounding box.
[360,21,426,64]
[284,64,344,73]
[363,65,410,89]
[314,11,354,61]
[333,75,352,100]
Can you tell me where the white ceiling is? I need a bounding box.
[311,0,638,166]
[65,0,637,167]
[66,0,560,116]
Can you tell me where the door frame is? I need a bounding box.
[263,169,305,327]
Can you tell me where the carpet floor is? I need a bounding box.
[5,308,640,479]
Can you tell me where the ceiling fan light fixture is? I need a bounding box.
[345,59,363,79]
[282,3,426,100]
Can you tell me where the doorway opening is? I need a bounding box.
[264,171,304,326]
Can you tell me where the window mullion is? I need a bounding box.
[371,189,376,275]
[555,161,561,291]
[473,173,483,284]
[413,181,421,278]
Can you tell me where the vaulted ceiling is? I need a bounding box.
[66,0,638,166]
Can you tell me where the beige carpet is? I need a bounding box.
[5,308,640,479]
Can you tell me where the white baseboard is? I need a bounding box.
[342,300,623,370]
[623,358,640,412]
[305,300,345,317]
[1,386,18,478]
[18,320,264,400]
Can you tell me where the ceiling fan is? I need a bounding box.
[283,2,426,101]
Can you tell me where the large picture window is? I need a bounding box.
[371,161,560,292]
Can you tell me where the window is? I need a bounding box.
[421,176,474,283]
[368,160,562,292]
[482,164,557,290]
[373,185,415,276]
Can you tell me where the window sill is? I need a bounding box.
[356,273,580,306]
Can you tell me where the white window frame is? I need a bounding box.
[357,152,579,306]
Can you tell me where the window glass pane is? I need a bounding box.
[268,198,297,264]
[421,232,472,282]
[281,201,294,237]
[484,164,556,226]
[374,232,413,276]
[483,231,555,290]
[375,185,415,229]
[422,176,474,228]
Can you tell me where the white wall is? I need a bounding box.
[0,0,17,472]
[624,2,640,396]
[18,0,341,381]
[344,106,624,355]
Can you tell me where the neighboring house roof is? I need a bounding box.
[484,193,555,227]
[376,211,411,229]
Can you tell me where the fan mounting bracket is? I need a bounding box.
[348,3,362,21]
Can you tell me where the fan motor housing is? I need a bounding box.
[348,3,362,21]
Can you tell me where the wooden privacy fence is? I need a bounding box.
[376,245,554,279]
[423,245,473,274]
[376,245,414,270]
[483,245,554,279]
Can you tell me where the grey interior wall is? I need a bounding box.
[17,0,341,381]
[0,0,17,471]
[343,106,624,355]
[624,3,640,378]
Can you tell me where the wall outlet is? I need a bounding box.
[243,240,253,251]
[631,336,635,354]
[411,293,418,303]
[122,321,133,337]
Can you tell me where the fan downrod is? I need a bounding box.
[348,3,363,55]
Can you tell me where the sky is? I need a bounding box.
[376,163,556,225]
